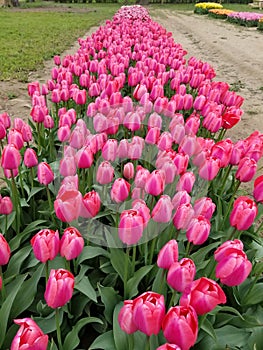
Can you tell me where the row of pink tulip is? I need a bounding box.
[0,4,263,350]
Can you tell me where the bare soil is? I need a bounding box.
[0,8,263,144]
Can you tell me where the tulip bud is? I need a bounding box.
[152,195,173,223]
[81,190,101,218]
[111,178,130,203]
[24,148,38,168]
[145,170,165,196]
[37,162,54,185]
[96,161,114,185]
[0,233,11,265]
[31,229,60,263]
[186,215,211,245]
[253,175,263,203]
[44,268,74,308]
[0,196,13,215]
[118,209,144,245]
[157,240,179,270]
[167,258,196,293]
[118,300,138,334]
[1,144,21,170]
[230,196,257,231]
[60,227,84,260]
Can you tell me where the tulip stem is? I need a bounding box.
[0,266,6,300]
[219,164,233,197]
[185,240,192,257]
[124,247,130,299]
[220,180,241,232]
[55,308,63,350]
[45,261,49,284]
[146,336,150,350]
[228,227,238,240]
[128,334,134,350]
[11,170,20,235]
[131,245,136,277]
[148,236,157,266]
[46,185,56,226]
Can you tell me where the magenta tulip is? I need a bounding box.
[230,196,258,231]
[60,227,84,260]
[173,203,194,230]
[162,305,198,350]
[0,196,13,215]
[81,190,101,218]
[145,169,165,196]
[186,215,211,245]
[180,277,226,315]
[11,318,48,350]
[1,144,21,170]
[31,229,60,263]
[133,291,165,336]
[44,268,74,308]
[111,178,130,203]
[235,157,257,182]
[214,239,244,262]
[157,239,179,269]
[0,233,11,265]
[24,148,38,168]
[37,162,54,186]
[253,175,263,203]
[157,344,182,350]
[167,258,196,293]
[193,196,216,220]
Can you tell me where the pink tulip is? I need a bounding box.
[214,239,244,262]
[133,291,165,336]
[11,318,48,350]
[173,153,189,175]
[0,111,11,129]
[111,178,130,203]
[75,146,94,169]
[173,203,194,231]
[60,227,84,260]
[172,190,191,211]
[102,139,118,161]
[230,196,258,231]
[96,161,114,185]
[193,197,216,220]
[211,139,233,168]
[134,166,150,189]
[215,248,252,286]
[145,170,165,196]
[37,162,54,185]
[123,162,134,180]
[59,156,76,177]
[44,268,74,308]
[157,239,179,269]
[253,175,263,203]
[0,233,11,265]
[186,215,211,245]
[8,129,24,150]
[167,258,196,293]
[162,305,198,350]
[235,157,257,183]
[198,156,220,181]
[0,196,13,215]
[132,199,151,228]
[152,195,173,223]
[118,300,138,334]
[1,144,21,170]
[24,148,38,168]
[81,190,101,218]
[54,188,82,222]
[156,344,182,350]
[31,229,60,263]
[118,209,144,245]
[176,172,195,193]
[145,127,160,145]
[180,277,226,315]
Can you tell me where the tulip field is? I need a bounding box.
[1,4,263,350]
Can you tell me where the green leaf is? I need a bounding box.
[49,339,59,350]
[243,283,263,305]
[127,265,154,299]
[0,274,26,347]
[63,317,103,350]
[27,186,44,201]
[215,325,251,348]
[75,276,97,303]
[113,303,129,350]
[77,246,110,264]
[89,330,116,350]
[110,248,131,282]
[0,212,16,233]
[10,263,45,319]
[35,309,62,334]
[5,245,32,278]
[98,284,121,324]
[9,219,47,251]
[216,306,245,320]
[201,317,217,341]
[191,242,219,263]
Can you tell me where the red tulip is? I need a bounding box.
[167,258,196,293]
[118,300,138,334]
[81,190,101,218]
[37,162,54,186]
[253,175,263,203]
[157,239,179,269]
[1,144,21,170]
[11,318,48,350]
[133,291,165,336]
[60,227,84,260]
[44,268,74,308]
[0,233,11,265]
[230,196,258,231]
[162,305,198,350]
[31,229,60,263]
[180,277,226,315]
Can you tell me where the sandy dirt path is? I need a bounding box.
[151,9,263,141]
